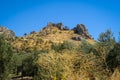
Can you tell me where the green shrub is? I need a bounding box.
[61,41,74,50]
[98,29,115,49]
[0,35,13,80]
[78,40,93,54]
[11,50,39,77]
[106,43,120,72]
[51,41,74,52]
[21,54,38,76]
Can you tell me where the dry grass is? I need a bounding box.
[36,48,111,80]
[10,26,117,80]
[37,50,75,79]
[11,26,91,52]
[110,68,120,80]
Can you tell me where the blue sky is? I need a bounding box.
[0,0,120,40]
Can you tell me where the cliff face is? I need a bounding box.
[0,27,15,38]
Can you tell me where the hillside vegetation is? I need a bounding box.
[0,23,120,80]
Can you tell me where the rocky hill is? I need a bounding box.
[1,23,119,80]
[11,23,94,52]
[0,26,15,39]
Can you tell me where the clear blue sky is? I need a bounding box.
[0,0,120,40]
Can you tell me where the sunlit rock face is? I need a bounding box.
[73,24,92,39]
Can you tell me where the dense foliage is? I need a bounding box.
[0,29,120,80]
[0,35,13,80]
[106,43,120,72]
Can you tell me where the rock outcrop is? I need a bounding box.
[72,36,82,41]
[73,24,92,39]
[42,23,92,40]
[44,22,68,30]
[0,27,15,38]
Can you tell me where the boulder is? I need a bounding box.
[72,36,81,41]
[55,23,64,30]
[73,24,92,39]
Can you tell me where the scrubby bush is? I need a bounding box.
[98,29,115,49]
[78,40,93,54]
[34,52,74,80]
[106,43,120,72]
[61,41,74,50]
[51,41,74,52]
